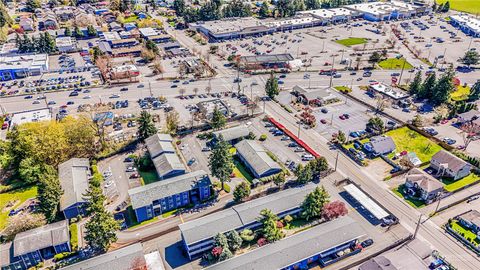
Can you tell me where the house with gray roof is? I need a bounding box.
[1,242,25,270]
[234,140,282,178]
[212,125,250,144]
[205,217,366,270]
[404,168,443,204]
[152,153,186,180]
[12,220,70,269]
[58,158,91,219]
[369,135,396,156]
[128,170,212,222]
[145,133,174,159]
[61,243,155,270]
[179,184,317,259]
[430,150,471,180]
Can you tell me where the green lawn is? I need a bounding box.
[335,37,368,47]
[233,156,255,182]
[437,0,480,14]
[161,209,177,218]
[334,86,352,93]
[0,186,38,230]
[378,58,414,70]
[385,127,443,162]
[392,185,426,208]
[443,173,480,192]
[450,220,480,246]
[69,223,79,251]
[451,85,470,101]
[125,206,158,229]
[139,170,158,185]
[344,138,370,150]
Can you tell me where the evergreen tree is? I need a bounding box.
[145,39,159,54]
[296,164,313,184]
[409,71,422,95]
[272,172,286,187]
[37,173,63,222]
[301,186,330,221]
[225,230,243,251]
[460,50,479,67]
[442,1,450,12]
[87,25,98,37]
[64,27,72,37]
[431,70,454,106]
[259,2,269,18]
[208,135,233,191]
[213,232,229,249]
[265,71,279,99]
[305,0,320,10]
[138,110,158,140]
[258,209,284,242]
[173,0,186,16]
[74,26,83,38]
[233,181,251,202]
[468,81,480,102]
[419,72,436,99]
[84,209,119,252]
[25,0,41,12]
[210,106,226,130]
[218,248,233,261]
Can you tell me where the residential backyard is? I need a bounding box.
[230,147,255,182]
[385,127,443,162]
[378,58,413,70]
[443,173,480,192]
[139,170,158,185]
[334,37,368,47]
[0,186,38,230]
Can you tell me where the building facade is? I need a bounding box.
[430,150,471,181]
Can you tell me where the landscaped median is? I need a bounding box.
[334,37,368,47]
[446,218,480,254]
[378,57,413,70]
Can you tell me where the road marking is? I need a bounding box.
[179,214,184,224]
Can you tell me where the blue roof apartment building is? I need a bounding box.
[205,217,366,270]
[179,184,318,260]
[58,158,90,220]
[128,170,212,223]
[1,221,71,270]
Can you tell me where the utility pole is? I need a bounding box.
[413,214,422,239]
[398,57,407,85]
[334,150,339,171]
[433,194,443,215]
[329,55,335,88]
[149,81,153,97]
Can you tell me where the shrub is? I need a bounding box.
[259,134,267,141]
[257,238,268,247]
[69,223,78,251]
[240,229,255,242]
[283,215,293,224]
[53,252,75,262]
[223,183,231,193]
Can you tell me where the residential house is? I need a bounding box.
[404,168,444,203]
[211,125,250,144]
[38,12,58,30]
[205,217,366,269]
[128,170,212,222]
[12,221,71,268]
[58,158,91,219]
[109,22,123,32]
[293,85,338,106]
[1,242,25,270]
[54,6,75,21]
[458,210,480,234]
[367,135,396,156]
[430,150,471,180]
[124,23,137,31]
[19,17,34,31]
[234,140,282,178]
[179,184,318,259]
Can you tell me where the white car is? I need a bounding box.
[302,154,314,161]
[104,181,114,188]
[83,95,91,99]
[126,166,137,172]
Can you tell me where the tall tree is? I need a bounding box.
[165,110,180,133]
[265,71,279,99]
[138,110,157,140]
[209,135,233,191]
[233,181,251,202]
[367,117,385,133]
[468,81,480,102]
[173,0,186,15]
[418,72,436,99]
[84,209,119,252]
[296,164,313,184]
[460,50,479,67]
[301,186,330,221]
[259,2,269,17]
[409,71,422,95]
[87,25,98,37]
[258,209,284,242]
[305,0,320,10]
[272,172,286,187]
[37,173,63,222]
[210,106,226,130]
[322,200,348,220]
[25,0,41,12]
[431,70,454,105]
[64,27,72,37]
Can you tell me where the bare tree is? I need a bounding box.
[193,87,199,96]
[461,122,480,151]
[374,96,389,113]
[179,88,186,97]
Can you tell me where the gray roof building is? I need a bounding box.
[458,210,480,228]
[405,168,443,193]
[431,150,470,174]
[359,256,398,270]
[212,125,250,142]
[58,158,90,211]
[128,170,211,210]
[234,140,281,178]
[370,135,396,155]
[152,153,186,179]
[179,184,317,246]
[13,220,69,257]
[0,242,14,268]
[145,133,175,159]
[61,243,146,270]
[239,53,294,65]
[205,216,365,270]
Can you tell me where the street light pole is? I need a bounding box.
[334,150,339,171]
[398,57,407,85]
[413,214,422,239]
[329,55,336,88]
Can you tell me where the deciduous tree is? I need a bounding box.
[322,200,348,220]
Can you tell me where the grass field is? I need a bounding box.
[443,173,480,192]
[385,127,443,162]
[450,220,480,246]
[378,58,414,70]
[233,157,255,182]
[451,85,471,101]
[437,0,480,14]
[139,170,158,185]
[335,37,368,47]
[392,185,426,208]
[0,186,38,230]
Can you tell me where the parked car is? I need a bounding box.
[294,147,305,152]
[126,166,137,172]
[361,239,374,248]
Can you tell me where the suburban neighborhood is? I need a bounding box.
[0,0,479,269]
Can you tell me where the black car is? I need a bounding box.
[124,157,134,163]
[69,91,79,97]
[361,239,374,248]
[120,87,128,91]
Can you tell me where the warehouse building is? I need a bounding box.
[179,184,318,259]
[0,54,49,81]
[128,170,212,222]
[298,8,360,24]
[234,140,282,178]
[345,1,420,21]
[206,217,366,270]
[450,15,480,37]
[58,158,91,219]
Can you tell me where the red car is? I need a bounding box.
[129,173,140,179]
[339,115,346,120]
[440,119,449,124]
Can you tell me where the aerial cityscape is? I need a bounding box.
[0,0,479,269]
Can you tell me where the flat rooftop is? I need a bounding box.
[299,8,357,19]
[240,53,294,64]
[11,108,51,126]
[450,15,480,33]
[205,216,365,270]
[346,2,408,16]
[0,54,48,71]
[196,17,269,35]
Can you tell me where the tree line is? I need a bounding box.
[15,32,56,54]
